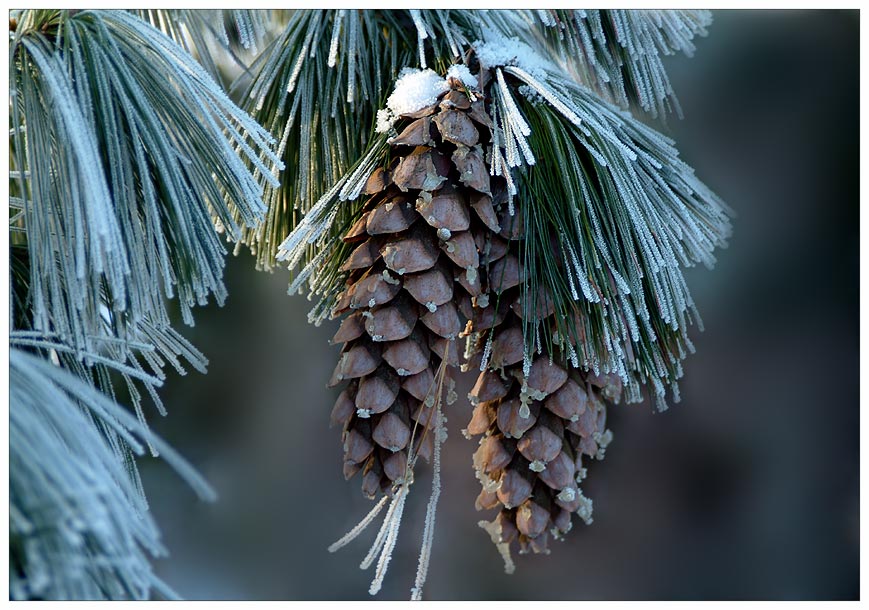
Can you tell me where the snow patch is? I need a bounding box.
[375,68,449,133]
[446,64,478,88]
[473,33,553,80]
[375,65,477,134]
[375,109,395,135]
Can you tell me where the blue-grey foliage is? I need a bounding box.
[133,9,273,82]
[9,9,280,599]
[9,347,215,600]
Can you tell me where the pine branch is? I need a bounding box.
[8,9,281,599]
[277,133,391,324]
[279,23,732,407]
[268,10,731,596]
[472,33,732,405]
[10,244,207,450]
[10,9,281,373]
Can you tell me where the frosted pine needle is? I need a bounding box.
[409,395,447,601]
[327,495,390,554]
[359,486,408,571]
[369,486,409,595]
[409,10,430,68]
[327,9,345,68]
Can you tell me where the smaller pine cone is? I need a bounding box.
[464,195,621,558]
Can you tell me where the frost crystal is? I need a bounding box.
[517,84,545,105]
[478,520,516,575]
[576,491,594,525]
[557,487,576,503]
[594,429,614,460]
[375,109,394,134]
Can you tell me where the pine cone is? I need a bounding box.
[328,76,499,497]
[328,67,624,567]
[463,196,621,559]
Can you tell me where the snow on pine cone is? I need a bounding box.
[328,75,500,498]
[462,196,622,561]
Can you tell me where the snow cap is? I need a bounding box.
[376,66,478,134]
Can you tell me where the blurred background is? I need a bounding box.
[138,10,859,600]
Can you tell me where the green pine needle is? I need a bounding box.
[509,67,731,406]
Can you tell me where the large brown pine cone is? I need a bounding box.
[328,75,500,498]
